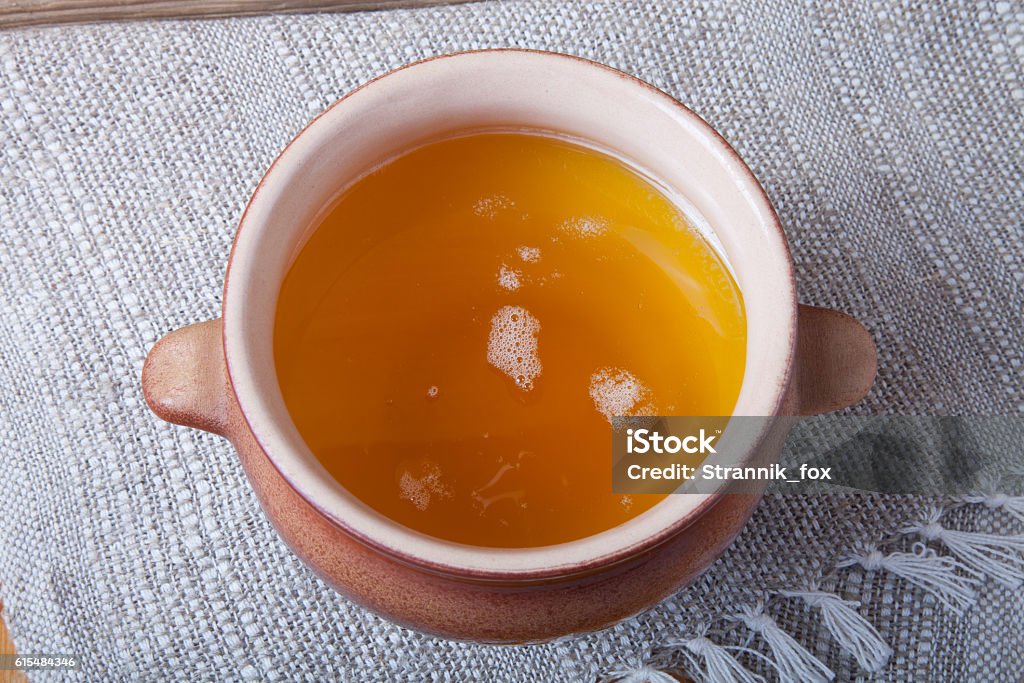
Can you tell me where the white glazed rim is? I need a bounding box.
[222,50,797,579]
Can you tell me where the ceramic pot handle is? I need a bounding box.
[142,319,239,438]
[795,304,877,415]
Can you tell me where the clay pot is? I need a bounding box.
[143,50,875,643]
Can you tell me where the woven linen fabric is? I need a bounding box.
[1,1,1022,680]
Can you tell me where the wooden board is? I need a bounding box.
[0,604,27,683]
[0,0,478,28]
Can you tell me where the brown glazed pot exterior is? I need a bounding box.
[142,307,875,643]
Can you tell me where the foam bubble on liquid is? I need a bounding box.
[473,193,515,219]
[589,366,656,426]
[397,459,452,511]
[426,385,439,399]
[671,213,692,233]
[517,245,541,263]
[487,305,542,391]
[560,215,608,238]
[497,264,522,291]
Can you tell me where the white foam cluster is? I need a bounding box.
[588,366,656,425]
[560,215,608,238]
[516,245,541,263]
[487,305,542,391]
[426,385,439,399]
[472,193,515,218]
[397,459,451,511]
[497,264,522,291]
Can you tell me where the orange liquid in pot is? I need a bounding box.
[273,132,745,547]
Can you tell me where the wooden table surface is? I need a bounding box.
[0,0,476,28]
[0,604,26,683]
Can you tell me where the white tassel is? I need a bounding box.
[904,511,1024,590]
[960,492,1024,524]
[779,589,892,673]
[838,543,979,615]
[602,664,681,683]
[733,604,834,683]
[668,633,766,683]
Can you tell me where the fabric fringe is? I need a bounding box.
[669,631,766,683]
[599,495,1024,682]
[904,509,1024,590]
[602,664,681,683]
[732,604,834,683]
[684,637,765,683]
[837,543,979,615]
[960,492,1024,525]
[778,589,892,672]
